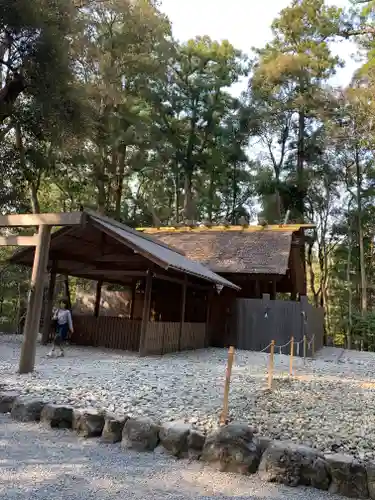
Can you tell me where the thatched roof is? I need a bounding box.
[138,228,300,275]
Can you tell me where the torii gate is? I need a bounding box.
[0,212,84,374]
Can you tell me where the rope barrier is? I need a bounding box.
[260,335,314,356]
[259,342,273,353]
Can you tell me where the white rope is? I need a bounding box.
[307,334,315,349]
[259,342,273,353]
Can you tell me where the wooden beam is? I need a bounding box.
[139,271,152,356]
[130,280,137,320]
[94,280,102,318]
[63,276,72,310]
[0,212,83,227]
[41,261,57,344]
[79,270,148,278]
[19,225,52,374]
[137,223,316,234]
[205,289,214,347]
[95,254,142,263]
[271,280,277,300]
[52,268,134,286]
[0,235,38,246]
[152,272,212,291]
[178,276,187,352]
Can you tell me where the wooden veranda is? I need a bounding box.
[5,210,239,372]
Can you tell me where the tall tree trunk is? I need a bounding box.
[96,163,106,216]
[15,122,40,213]
[183,170,194,221]
[174,161,180,223]
[355,144,367,315]
[114,147,126,221]
[346,231,353,349]
[29,184,41,214]
[231,163,238,225]
[307,239,319,307]
[297,108,305,222]
[208,165,215,223]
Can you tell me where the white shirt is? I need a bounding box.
[53,309,73,330]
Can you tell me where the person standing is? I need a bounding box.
[48,299,73,357]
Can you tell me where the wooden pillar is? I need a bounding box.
[205,288,214,347]
[94,280,102,318]
[41,262,57,345]
[139,271,152,356]
[178,276,188,352]
[255,280,261,298]
[64,276,72,309]
[19,224,51,374]
[270,279,277,300]
[130,280,137,320]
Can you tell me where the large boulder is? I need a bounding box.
[122,417,160,452]
[101,415,127,444]
[0,391,19,413]
[256,436,272,455]
[201,422,260,474]
[187,430,205,460]
[159,422,191,458]
[72,409,105,438]
[11,397,46,422]
[326,453,368,499]
[259,441,330,490]
[40,404,73,429]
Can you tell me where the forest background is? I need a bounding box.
[0,0,374,347]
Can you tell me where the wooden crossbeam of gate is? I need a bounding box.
[0,235,38,246]
[0,212,83,227]
[0,211,84,374]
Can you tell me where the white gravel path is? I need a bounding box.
[0,414,354,500]
[1,334,375,460]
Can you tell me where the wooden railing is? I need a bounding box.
[144,322,206,355]
[71,315,141,351]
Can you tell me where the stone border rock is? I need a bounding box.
[0,388,373,499]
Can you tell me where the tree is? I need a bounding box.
[250,0,343,221]
[0,0,84,130]
[148,36,250,221]
[75,0,171,218]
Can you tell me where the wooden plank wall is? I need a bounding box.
[70,315,141,351]
[233,296,324,356]
[144,322,206,355]
[304,302,325,353]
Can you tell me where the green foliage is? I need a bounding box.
[3,0,375,350]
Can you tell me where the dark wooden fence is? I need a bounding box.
[144,322,206,355]
[233,295,324,356]
[70,315,141,351]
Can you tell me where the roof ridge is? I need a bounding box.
[137,224,314,234]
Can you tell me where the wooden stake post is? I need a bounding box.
[303,335,307,361]
[220,346,235,425]
[268,340,275,389]
[289,336,294,377]
[19,225,51,373]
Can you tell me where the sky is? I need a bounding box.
[160,0,360,92]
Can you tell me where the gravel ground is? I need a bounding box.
[0,414,354,500]
[1,334,375,460]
